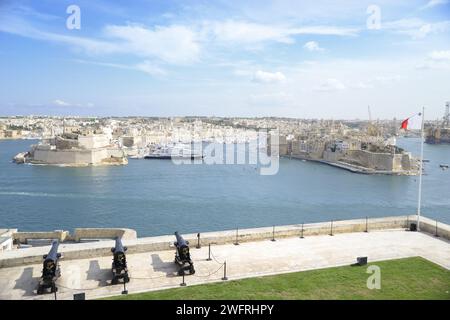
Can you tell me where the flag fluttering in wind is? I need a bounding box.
[400,112,422,130]
[401,118,409,130]
[401,108,425,232]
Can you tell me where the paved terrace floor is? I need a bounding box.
[0,229,449,300]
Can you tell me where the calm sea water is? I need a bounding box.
[0,138,448,237]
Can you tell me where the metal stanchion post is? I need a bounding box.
[365,216,368,233]
[207,243,212,261]
[300,222,304,239]
[122,280,128,295]
[234,228,239,245]
[330,220,334,236]
[222,261,228,281]
[196,233,201,249]
[180,273,186,286]
[271,225,276,242]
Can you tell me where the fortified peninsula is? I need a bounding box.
[14,132,127,167]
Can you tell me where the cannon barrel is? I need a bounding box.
[45,240,59,262]
[174,231,188,248]
[113,237,125,254]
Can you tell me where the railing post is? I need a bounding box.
[222,261,228,281]
[180,273,186,286]
[365,216,368,233]
[330,220,334,236]
[300,222,304,239]
[122,280,128,294]
[234,228,239,245]
[207,243,212,261]
[271,225,276,242]
[196,233,201,249]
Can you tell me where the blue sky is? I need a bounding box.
[0,0,449,119]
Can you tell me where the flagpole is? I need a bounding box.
[417,107,425,231]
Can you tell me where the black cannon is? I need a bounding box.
[111,237,129,284]
[37,240,61,294]
[174,232,195,276]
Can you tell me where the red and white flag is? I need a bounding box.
[400,112,422,130]
[401,118,409,130]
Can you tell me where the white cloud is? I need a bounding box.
[104,24,200,64]
[253,70,286,83]
[421,0,448,10]
[0,12,358,66]
[382,18,450,39]
[134,61,167,76]
[0,15,199,65]
[303,41,324,52]
[207,20,294,44]
[429,50,450,60]
[289,26,358,36]
[0,16,119,55]
[74,59,167,76]
[314,78,346,91]
[52,99,94,108]
[53,99,70,106]
[206,20,358,46]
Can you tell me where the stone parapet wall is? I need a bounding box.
[1,215,448,268]
[13,230,70,243]
[72,228,137,241]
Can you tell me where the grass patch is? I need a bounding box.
[107,257,450,300]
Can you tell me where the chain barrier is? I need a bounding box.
[192,264,224,278]
[209,247,225,265]
[57,283,99,291]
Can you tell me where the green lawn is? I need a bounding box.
[108,257,450,300]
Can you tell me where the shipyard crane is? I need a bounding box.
[443,102,449,127]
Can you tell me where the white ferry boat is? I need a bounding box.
[144,143,203,160]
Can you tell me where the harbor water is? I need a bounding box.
[0,138,449,236]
